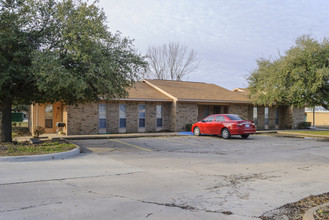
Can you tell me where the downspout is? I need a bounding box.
[313,107,315,128]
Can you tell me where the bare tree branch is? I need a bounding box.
[145,42,199,81]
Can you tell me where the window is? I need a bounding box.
[265,107,269,129]
[253,107,258,127]
[204,106,209,117]
[275,108,279,126]
[204,115,215,122]
[99,104,106,133]
[45,104,53,128]
[119,104,126,128]
[139,104,145,128]
[156,105,162,127]
[215,116,225,121]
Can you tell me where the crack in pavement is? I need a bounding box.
[0,202,63,213]
[106,193,239,217]
[0,171,142,186]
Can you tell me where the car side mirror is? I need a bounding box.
[201,120,205,123]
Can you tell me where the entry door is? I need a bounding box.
[99,104,107,134]
[44,104,54,133]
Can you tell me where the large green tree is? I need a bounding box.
[248,35,329,109]
[0,0,146,142]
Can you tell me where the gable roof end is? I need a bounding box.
[143,79,251,103]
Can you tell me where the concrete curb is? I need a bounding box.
[14,131,276,142]
[62,132,181,140]
[303,202,329,220]
[0,147,80,162]
[277,131,329,139]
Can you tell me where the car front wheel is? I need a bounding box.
[193,127,201,136]
[241,134,249,139]
[221,128,231,139]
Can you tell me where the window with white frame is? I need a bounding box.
[138,104,145,128]
[119,104,126,128]
[264,107,269,128]
[156,105,162,127]
[99,104,107,133]
[275,108,279,126]
[253,106,258,127]
[204,106,209,117]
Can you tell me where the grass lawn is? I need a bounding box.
[0,141,76,156]
[281,130,329,136]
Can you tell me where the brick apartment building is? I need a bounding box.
[29,79,305,135]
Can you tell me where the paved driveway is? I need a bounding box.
[1,135,329,220]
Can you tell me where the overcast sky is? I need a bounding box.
[98,0,329,90]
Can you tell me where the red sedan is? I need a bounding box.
[191,114,256,139]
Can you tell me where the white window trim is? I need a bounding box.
[156,105,163,131]
[119,104,127,133]
[138,104,146,132]
[98,104,107,134]
[264,107,269,130]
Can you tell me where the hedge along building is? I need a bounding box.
[29,79,305,135]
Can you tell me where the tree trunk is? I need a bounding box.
[0,99,13,142]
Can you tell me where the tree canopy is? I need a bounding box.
[247,35,329,109]
[0,0,146,142]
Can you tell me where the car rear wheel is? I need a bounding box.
[221,128,231,139]
[241,134,249,139]
[194,127,201,136]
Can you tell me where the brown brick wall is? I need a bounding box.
[126,102,138,133]
[65,101,305,134]
[228,104,250,120]
[66,103,98,135]
[292,106,306,129]
[279,105,292,129]
[162,103,171,131]
[107,102,119,133]
[257,107,265,130]
[277,105,305,129]
[175,103,198,131]
[145,102,156,132]
[268,107,276,129]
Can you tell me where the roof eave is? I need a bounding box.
[177,99,251,104]
[116,98,172,102]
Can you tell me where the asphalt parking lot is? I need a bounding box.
[1,135,329,220]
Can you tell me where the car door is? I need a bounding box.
[213,115,225,134]
[200,115,215,134]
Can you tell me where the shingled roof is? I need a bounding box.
[142,79,251,103]
[125,81,172,101]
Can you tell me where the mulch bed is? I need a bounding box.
[261,192,329,220]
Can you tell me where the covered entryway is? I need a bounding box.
[30,102,64,134]
[197,105,229,121]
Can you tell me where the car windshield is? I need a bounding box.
[227,114,244,120]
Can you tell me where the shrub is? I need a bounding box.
[12,127,31,137]
[33,126,45,138]
[185,124,193,131]
[297,122,311,129]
